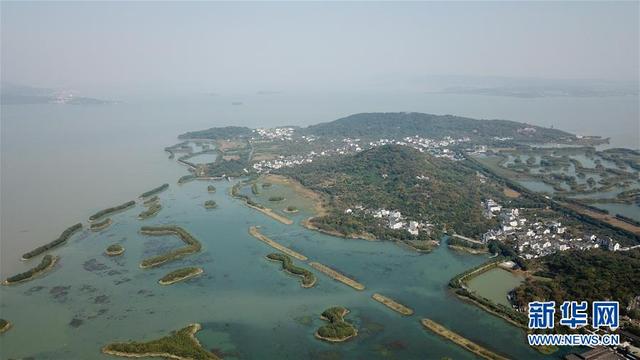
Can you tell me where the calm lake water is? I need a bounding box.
[1,93,636,359]
[465,267,525,307]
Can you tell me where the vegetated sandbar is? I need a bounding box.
[140,183,168,198]
[315,307,358,343]
[90,218,113,232]
[105,244,125,257]
[143,195,159,206]
[248,226,307,261]
[371,293,414,316]
[0,319,11,334]
[308,262,365,290]
[266,253,316,288]
[22,223,82,260]
[159,267,204,285]
[139,183,169,199]
[421,318,509,360]
[102,323,219,360]
[138,203,162,220]
[89,200,136,222]
[3,255,58,285]
[139,226,202,269]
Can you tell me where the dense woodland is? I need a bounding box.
[513,249,640,318]
[278,145,502,240]
[301,112,575,144]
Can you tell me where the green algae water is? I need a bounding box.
[1,179,568,359]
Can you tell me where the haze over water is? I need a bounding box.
[2,92,638,277]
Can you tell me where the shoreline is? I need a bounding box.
[302,217,378,241]
[249,226,308,261]
[421,318,509,360]
[159,268,204,285]
[308,261,365,290]
[371,293,414,316]
[3,256,59,286]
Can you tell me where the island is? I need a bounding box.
[421,318,508,360]
[204,200,217,209]
[89,200,136,222]
[139,183,169,199]
[308,262,365,291]
[101,323,219,360]
[315,307,357,342]
[22,223,83,260]
[105,244,125,256]
[178,174,196,184]
[0,319,11,334]
[143,195,159,206]
[138,203,162,219]
[371,293,414,316]
[248,226,307,261]
[207,185,216,193]
[90,218,112,232]
[158,267,204,285]
[139,226,202,268]
[265,253,316,288]
[283,206,299,214]
[268,196,285,202]
[3,255,58,285]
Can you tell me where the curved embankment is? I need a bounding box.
[371,293,413,316]
[90,218,113,232]
[3,255,59,285]
[22,223,82,260]
[0,319,11,334]
[248,226,307,261]
[315,307,358,343]
[139,183,169,199]
[105,244,125,257]
[266,253,316,288]
[102,323,219,360]
[421,318,509,360]
[159,267,204,285]
[308,262,365,291]
[89,201,136,222]
[139,226,202,269]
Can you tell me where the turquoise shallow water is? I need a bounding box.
[1,179,564,359]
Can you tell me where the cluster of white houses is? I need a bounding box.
[481,199,624,259]
[344,206,431,236]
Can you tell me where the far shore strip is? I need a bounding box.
[308,262,365,290]
[372,293,414,315]
[421,318,509,360]
[249,226,307,261]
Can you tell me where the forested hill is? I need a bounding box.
[276,144,502,239]
[179,126,253,140]
[301,112,575,142]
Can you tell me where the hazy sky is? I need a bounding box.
[1,1,638,96]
